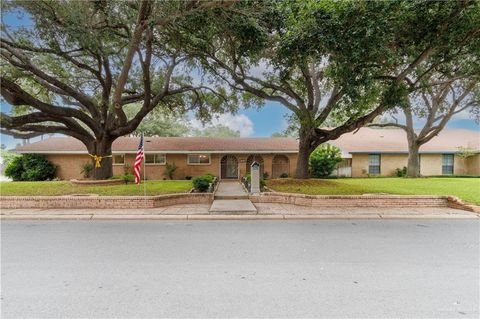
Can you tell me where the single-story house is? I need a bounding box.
[12,128,479,179]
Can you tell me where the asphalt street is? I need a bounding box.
[1,220,479,318]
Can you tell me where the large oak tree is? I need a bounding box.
[1,0,238,179]
[175,0,480,178]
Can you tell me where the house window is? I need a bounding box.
[442,154,454,175]
[113,154,125,165]
[187,154,211,165]
[145,153,166,165]
[368,154,381,175]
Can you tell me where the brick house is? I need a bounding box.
[12,128,479,179]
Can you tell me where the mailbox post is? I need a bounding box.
[250,161,261,194]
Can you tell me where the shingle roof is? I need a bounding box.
[329,128,480,153]
[12,128,479,154]
[13,136,300,153]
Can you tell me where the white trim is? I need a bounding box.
[112,154,125,165]
[187,154,211,165]
[14,150,299,155]
[144,153,166,165]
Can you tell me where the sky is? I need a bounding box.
[1,7,478,149]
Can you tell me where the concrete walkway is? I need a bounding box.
[209,181,257,214]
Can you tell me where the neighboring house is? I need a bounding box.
[12,128,480,180]
[329,128,480,177]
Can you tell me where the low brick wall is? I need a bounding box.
[446,196,480,213]
[250,192,450,208]
[0,193,213,209]
[70,179,124,186]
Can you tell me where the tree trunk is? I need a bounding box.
[295,128,315,179]
[407,141,420,178]
[89,138,114,180]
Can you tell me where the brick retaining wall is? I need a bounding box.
[249,192,479,212]
[0,193,213,209]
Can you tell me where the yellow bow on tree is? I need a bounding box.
[89,154,112,168]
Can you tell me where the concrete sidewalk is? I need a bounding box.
[1,204,478,220]
[209,181,257,214]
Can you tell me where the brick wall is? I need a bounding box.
[250,192,449,207]
[45,152,299,180]
[0,193,213,209]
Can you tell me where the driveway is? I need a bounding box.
[1,220,479,318]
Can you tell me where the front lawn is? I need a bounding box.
[0,180,192,196]
[266,178,480,205]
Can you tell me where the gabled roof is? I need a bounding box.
[329,128,480,154]
[13,136,300,154]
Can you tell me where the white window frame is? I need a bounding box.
[442,154,454,175]
[112,154,125,165]
[145,153,166,165]
[187,154,211,165]
[368,154,381,175]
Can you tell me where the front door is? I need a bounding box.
[221,155,239,179]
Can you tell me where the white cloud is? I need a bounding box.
[190,113,255,137]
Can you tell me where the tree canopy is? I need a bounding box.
[173,0,480,177]
[0,0,242,178]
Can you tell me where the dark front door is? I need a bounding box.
[221,155,238,179]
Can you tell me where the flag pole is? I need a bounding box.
[143,132,147,198]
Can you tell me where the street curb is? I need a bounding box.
[1,213,478,220]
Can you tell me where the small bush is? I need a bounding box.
[309,144,343,178]
[4,154,56,181]
[163,162,177,180]
[245,173,266,188]
[262,172,269,179]
[192,175,215,192]
[80,162,94,179]
[185,175,192,180]
[120,173,135,184]
[395,166,407,177]
[279,172,289,178]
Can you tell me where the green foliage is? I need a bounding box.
[80,162,94,179]
[4,154,56,181]
[395,167,407,177]
[0,150,20,168]
[192,174,215,192]
[244,173,266,188]
[309,144,343,178]
[163,163,178,180]
[192,124,240,137]
[120,174,135,184]
[279,172,289,178]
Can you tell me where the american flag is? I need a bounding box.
[134,134,144,185]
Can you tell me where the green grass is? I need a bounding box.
[0,180,192,196]
[267,178,480,205]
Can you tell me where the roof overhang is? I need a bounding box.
[14,150,299,155]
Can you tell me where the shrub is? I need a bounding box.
[279,172,289,178]
[120,173,135,184]
[192,175,215,192]
[244,172,266,188]
[4,154,56,181]
[80,162,94,179]
[185,175,192,180]
[395,166,407,177]
[309,144,343,178]
[163,162,177,180]
[262,172,269,179]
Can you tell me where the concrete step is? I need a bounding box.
[214,194,249,200]
[209,199,257,215]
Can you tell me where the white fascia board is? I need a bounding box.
[15,150,299,154]
[348,151,480,154]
